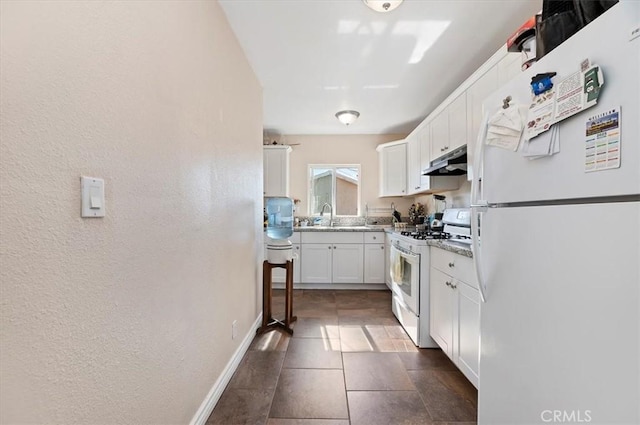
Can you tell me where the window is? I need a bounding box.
[309,165,360,216]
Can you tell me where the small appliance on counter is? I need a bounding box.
[265,197,294,263]
[427,194,447,230]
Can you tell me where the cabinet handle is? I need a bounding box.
[444,146,449,150]
[415,186,420,190]
[451,283,457,289]
[328,246,332,249]
[448,262,455,268]
[440,147,445,152]
[380,246,384,249]
[333,246,337,249]
[372,236,377,240]
[445,281,452,287]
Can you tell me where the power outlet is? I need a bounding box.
[232,320,238,340]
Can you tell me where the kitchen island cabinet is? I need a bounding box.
[430,246,480,388]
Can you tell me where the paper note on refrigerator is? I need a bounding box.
[585,107,621,172]
[485,104,528,151]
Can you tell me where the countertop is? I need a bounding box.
[289,225,473,258]
[293,225,390,233]
[426,239,473,258]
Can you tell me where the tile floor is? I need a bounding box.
[207,289,477,425]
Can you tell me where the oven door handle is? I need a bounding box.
[391,242,419,259]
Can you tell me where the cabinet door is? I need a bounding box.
[332,244,364,284]
[379,143,407,197]
[418,123,431,173]
[406,134,422,194]
[293,243,301,284]
[364,243,386,283]
[430,267,454,358]
[384,234,391,288]
[466,66,498,181]
[454,280,480,388]
[263,147,290,197]
[497,52,522,87]
[300,244,332,283]
[430,110,449,161]
[448,93,467,152]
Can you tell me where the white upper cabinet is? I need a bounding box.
[406,133,422,195]
[411,122,459,194]
[430,93,467,162]
[447,93,468,153]
[497,52,522,87]
[430,109,449,161]
[466,66,498,181]
[263,145,291,197]
[377,141,407,197]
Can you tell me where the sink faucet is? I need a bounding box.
[364,203,369,226]
[320,203,334,227]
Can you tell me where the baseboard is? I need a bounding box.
[190,313,262,425]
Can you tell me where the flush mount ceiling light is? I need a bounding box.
[335,110,360,126]
[363,0,404,13]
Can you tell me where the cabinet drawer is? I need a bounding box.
[431,247,477,289]
[301,231,364,244]
[364,232,385,244]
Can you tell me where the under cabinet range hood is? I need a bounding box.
[422,145,468,176]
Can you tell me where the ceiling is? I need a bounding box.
[219,0,540,136]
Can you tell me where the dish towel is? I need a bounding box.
[392,249,404,284]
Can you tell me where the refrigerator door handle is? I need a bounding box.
[471,206,487,303]
[471,110,490,303]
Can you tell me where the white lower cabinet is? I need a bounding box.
[300,244,333,283]
[430,267,455,356]
[430,246,480,388]
[300,232,365,285]
[363,231,386,284]
[332,244,364,284]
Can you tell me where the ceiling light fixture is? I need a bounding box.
[363,0,404,13]
[335,110,360,126]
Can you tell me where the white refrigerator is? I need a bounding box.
[471,2,640,424]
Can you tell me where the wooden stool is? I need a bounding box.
[257,260,297,335]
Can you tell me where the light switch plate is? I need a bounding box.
[81,176,105,218]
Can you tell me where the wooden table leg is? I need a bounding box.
[257,260,295,335]
[262,260,271,328]
[285,260,297,328]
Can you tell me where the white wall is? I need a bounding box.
[0,1,263,424]
[285,134,414,219]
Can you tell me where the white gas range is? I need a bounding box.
[388,208,471,347]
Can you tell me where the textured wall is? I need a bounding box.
[0,1,263,423]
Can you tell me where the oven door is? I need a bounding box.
[390,242,420,315]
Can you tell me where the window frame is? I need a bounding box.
[307,164,361,217]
